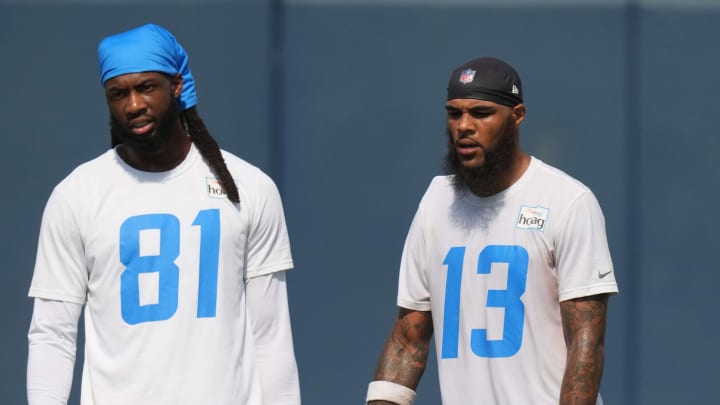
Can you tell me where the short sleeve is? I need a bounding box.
[397,206,432,312]
[554,191,618,301]
[28,188,88,304]
[245,173,294,278]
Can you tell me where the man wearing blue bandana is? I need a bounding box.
[26,24,300,405]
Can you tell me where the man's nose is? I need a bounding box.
[126,91,147,115]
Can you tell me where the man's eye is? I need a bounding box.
[471,111,491,118]
[108,91,124,101]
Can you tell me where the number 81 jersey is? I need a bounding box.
[397,157,618,405]
[29,144,293,405]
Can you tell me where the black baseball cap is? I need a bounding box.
[447,57,523,107]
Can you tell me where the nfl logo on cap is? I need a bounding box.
[459,69,475,84]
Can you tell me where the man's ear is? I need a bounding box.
[512,104,526,125]
[171,73,183,98]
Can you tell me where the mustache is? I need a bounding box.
[452,136,483,151]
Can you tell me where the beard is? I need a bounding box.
[443,117,517,195]
[110,97,181,152]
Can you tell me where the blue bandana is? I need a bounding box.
[97,23,197,110]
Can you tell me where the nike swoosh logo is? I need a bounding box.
[598,270,613,278]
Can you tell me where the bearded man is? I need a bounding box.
[27,23,300,405]
[366,57,618,405]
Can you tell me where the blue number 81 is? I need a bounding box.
[119,210,220,325]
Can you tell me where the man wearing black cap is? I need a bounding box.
[366,57,618,405]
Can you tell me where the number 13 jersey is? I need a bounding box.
[29,144,294,405]
[397,157,618,404]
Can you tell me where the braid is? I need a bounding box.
[183,106,240,203]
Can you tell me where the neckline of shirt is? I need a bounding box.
[112,142,199,181]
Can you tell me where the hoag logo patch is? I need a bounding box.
[206,178,227,199]
[516,205,549,231]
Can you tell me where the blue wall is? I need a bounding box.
[1,2,718,404]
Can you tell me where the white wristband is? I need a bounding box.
[366,380,416,405]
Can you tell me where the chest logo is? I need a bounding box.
[206,178,227,199]
[516,205,549,231]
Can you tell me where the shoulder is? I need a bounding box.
[412,175,455,219]
[525,157,602,214]
[421,175,454,202]
[427,175,454,191]
[39,150,117,224]
[530,157,593,197]
[527,158,606,230]
[52,149,118,196]
[220,150,272,183]
[219,150,274,187]
[220,150,281,202]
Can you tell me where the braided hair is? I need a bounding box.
[183,106,240,203]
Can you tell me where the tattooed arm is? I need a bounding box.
[559,293,609,405]
[368,308,434,405]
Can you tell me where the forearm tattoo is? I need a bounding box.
[560,294,609,405]
[370,309,433,404]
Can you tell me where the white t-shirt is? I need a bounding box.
[397,157,618,404]
[28,144,293,405]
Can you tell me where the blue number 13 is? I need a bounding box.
[119,209,220,325]
[441,245,529,359]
